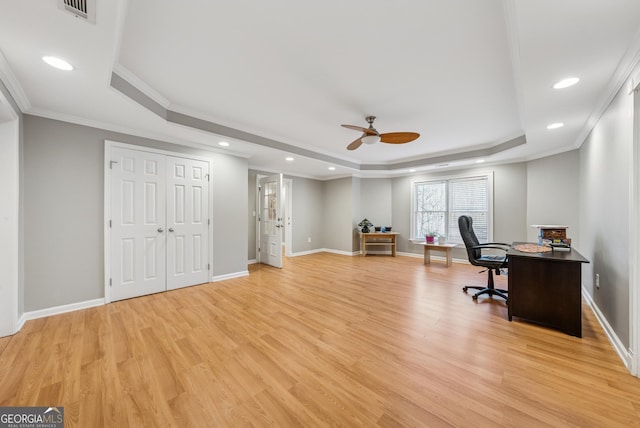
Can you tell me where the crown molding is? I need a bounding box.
[573,25,640,148]
[0,49,31,112]
[112,63,170,108]
[502,0,526,129]
[26,107,250,159]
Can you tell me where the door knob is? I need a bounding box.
[169,228,174,232]
[157,228,164,233]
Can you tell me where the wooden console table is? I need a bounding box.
[507,242,589,337]
[420,242,457,267]
[359,232,399,256]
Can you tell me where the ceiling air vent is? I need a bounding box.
[57,0,96,24]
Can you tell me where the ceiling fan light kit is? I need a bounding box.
[362,135,381,145]
[341,116,420,151]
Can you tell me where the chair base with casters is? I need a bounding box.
[457,215,510,303]
[462,266,508,302]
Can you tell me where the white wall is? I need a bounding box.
[579,83,633,347]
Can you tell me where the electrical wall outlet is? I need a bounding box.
[307,237,311,243]
[595,273,600,289]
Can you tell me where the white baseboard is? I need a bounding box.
[397,251,469,265]
[322,248,360,256]
[18,298,106,329]
[397,251,422,259]
[286,249,470,263]
[288,248,326,257]
[247,259,257,265]
[211,270,249,282]
[583,286,633,371]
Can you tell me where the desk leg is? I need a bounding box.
[446,249,452,267]
[391,236,396,256]
[424,247,430,264]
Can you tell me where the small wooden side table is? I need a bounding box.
[420,242,457,267]
[359,232,399,256]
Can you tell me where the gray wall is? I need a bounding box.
[23,115,248,311]
[250,155,580,268]
[211,154,248,276]
[579,84,633,347]
[391,163,530,259]
[351,177,361,251]
[526,151,580,243]
[323,177,356,253]
[360,178,392,227]
[291,176,324,252]
[495,162,528,244]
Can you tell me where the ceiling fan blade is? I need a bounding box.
[341,124,378,135]
[379,132,420,144]
[347,137,364,151]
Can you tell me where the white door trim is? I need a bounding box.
[630,83,640,376]
[258,173,283,268]
[104,140,213,303]
[0,113,19,337]
[284,178,293,257]
[255,174,267,263]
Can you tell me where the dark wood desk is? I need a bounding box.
[507,242,589,337]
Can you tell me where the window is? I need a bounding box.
[412,174,492,244]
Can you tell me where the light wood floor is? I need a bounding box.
[1,253,640,427]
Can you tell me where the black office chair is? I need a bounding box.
[458,215,509,302]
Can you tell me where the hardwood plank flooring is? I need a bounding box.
[1,252,640,427]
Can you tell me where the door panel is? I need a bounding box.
[166,157,209,290]
[259,174,283,268]
[111,147,166,301]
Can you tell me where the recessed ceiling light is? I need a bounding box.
[553,77,579,89]
[475,159,485,164]
[218,141,230,147]
[328,166,336,171]
[285,157,294,161]
[42,56,73,71]
[547,122,565,130]
[409,169,416,173]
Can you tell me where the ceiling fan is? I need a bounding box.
[341,116,420,151]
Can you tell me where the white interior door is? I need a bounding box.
[166,157,209,290]
[110,147,167,301]
[259,174,283,268]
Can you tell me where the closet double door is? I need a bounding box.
[109,147,209,302]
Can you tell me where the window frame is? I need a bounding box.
[410,172,494,245]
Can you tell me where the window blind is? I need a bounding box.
[412,175,490,244]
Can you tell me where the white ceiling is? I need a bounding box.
[1,0,639,179]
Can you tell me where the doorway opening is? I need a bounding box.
[256,174,292,267]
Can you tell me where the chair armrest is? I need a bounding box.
[471,244,509,252]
